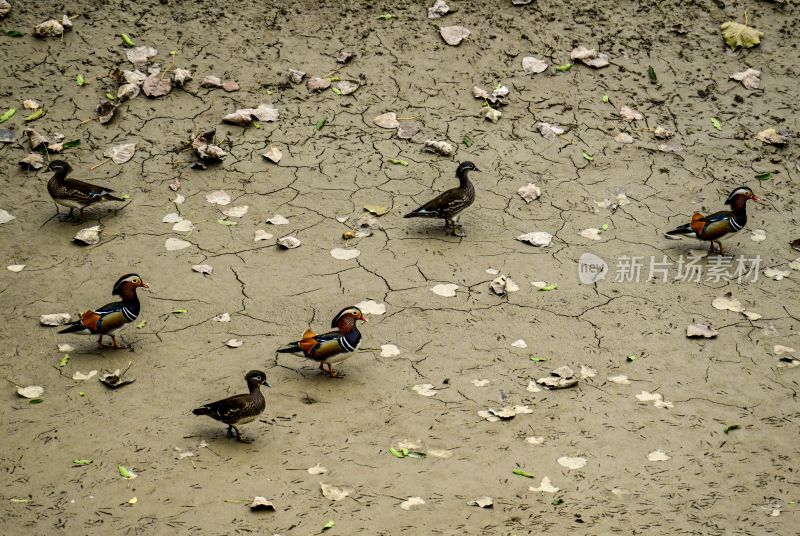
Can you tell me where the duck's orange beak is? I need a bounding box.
[751,194,762,203]
[359,314,368,322]
[140,281,150,289]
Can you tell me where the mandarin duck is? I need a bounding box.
[666,187,761,255]
[404,161,479,237]
[192,370,271,443]
[277,306,367,377]
[46,160,123,220]
[59,274,149,349]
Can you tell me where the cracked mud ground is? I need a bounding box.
[1,1,798,534]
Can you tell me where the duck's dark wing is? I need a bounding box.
[404,188,467,219]
[62,178,123,203]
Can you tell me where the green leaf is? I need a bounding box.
[581,151,593,161]
[551,497,564,506]
[118,465,134,478]
[377,13,395,20]
[172,309,188,315]
[530,356,548,362]
[316,117,327,130]
[59,354,70,367]
[754,172,772,181]
[29,398,43,404]
[626,355,638,362]
[79,391,85,397]
[723,424,740,434]
[6,30,25,37]
[73,459,93,466]
[62,139,81,149]
[0,108,16,123]
[120,33,135,47]
[136,320,147,329]
[711,117,722,130]
[387,158,408,166]
[105,92,116,101]
[601,94,609,103]
[323,520,335,530]
[554,63,572,72]
[328,76,341,82]
[24,108,44,122]
[600,223,609,232]
[331,87,343,96]
[513,468,535,478]
[389,447,407,458]
[120,194,131,200]
[76,73,86,86]
[647,65,657,83]
[169,50,178,57]
[251,121,261,129]
[217,219,238,226]
[463,136,473,148]
[539,283,558,291]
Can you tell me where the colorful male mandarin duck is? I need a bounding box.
[666,187,761,255]
[59,274,149,349]
[404,161,479,237]
[277,306,367,377]
[46,160,123,219]
[192,370,271,443]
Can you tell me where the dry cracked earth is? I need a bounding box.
[1,0,799,534]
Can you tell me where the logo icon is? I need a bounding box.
[578,253,608,284]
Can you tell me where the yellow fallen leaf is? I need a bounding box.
[128,497,137,504]
[720,19,763,49]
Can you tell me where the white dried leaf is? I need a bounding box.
[774,345,796,355]
[516,231,552,247]
[40,313,71,326]
[162,212,183,224]
[478,410,500,422]
[17,385,44,398]
[431,283,458,297]
[165,237,191,251]
[423,139,455,156]
[0,209,16,224]
[731,68,761,89]
[412,384,437,397]
[206,190,231,206]
[223,103,279,126]
[686,323,718,338]
[266,214,289,225]
[320,482,351,501]
[579,228,602,241]
[486,268,499,275]
[756,128,789,146]
[427,449,453,458]
[142,74,172,97]
[471,379,489,387]
[467,496,493,508]
[490,275,520,296]
[607,375,631,384]
[428,0,451,19]
[517,183,541,203]
[176,451,195,460]
[57,343,74,352]
[262,147,282,163]
[330,248,360,260]
[647,450,671,462]
[225,338,243,348]
[742,310,762,321]
[288,69,306,84]
[526,380,541,392]
[23,99,40,110]
[254,230,273,242]
[192,264,213,275]
[72,370,97,381]
[34,19,64,37]
[0,0,9,18]
[103,143,136,164]
[525,436,544,445]
[334,80,359,95]
[712,293,745,312]
[614,132,634,144]
[20,153,44,170]
[620,106,644,122]
[222,205,248,218]
[397,123,420,139]
[636,390,674,409]
[380,344,400,357]
[7,264,25,272]
[791,258,800,271]
[400,497,425,510]
[654,126,674,139]
[277,236,301,249]
[764,267,790,281]
[537,366,578,389]
[536,122,565,140]
[126,46,158,67]
[249,497,274,511]
[74,225,101,245]
[579,365,597,379]
[172,68,192,86]
[308,464,328,475]
[439,25,470,45]
[529,476,559,493]
[355,299,386,315]
[557,456,587,469]
[373,112,399,129]
[657,142,684,153]
[117,83,140,101]
[570,46,610,68]
[750,229,766,242]
[222,80,239,92]
[511,339,527,348]
[306,77,331,91]
[172,220,194,232]
[483,107,501,123]
[522,56,548,74]
[213,313,231,322]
